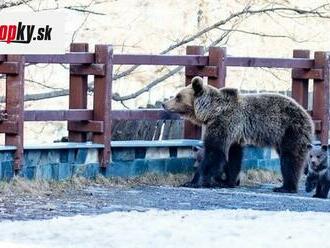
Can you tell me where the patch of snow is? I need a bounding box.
[0,209,329,248]
[126,190,143,194]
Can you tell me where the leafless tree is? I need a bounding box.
[0,2,330,104]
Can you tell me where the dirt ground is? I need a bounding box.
[1,170,329,221]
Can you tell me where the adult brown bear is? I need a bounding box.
[163,76,314,193]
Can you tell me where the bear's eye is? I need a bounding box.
[317,155,321,159]
[310,155,313,158]
[175,94,182,102]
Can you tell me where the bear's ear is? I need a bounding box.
[307,144,313,150]
[192,146,199,152]
[191,76,204,96]
[321,144,328,152]
[192,146,203,152]
[221,88,238,99]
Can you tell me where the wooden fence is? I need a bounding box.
[0,43,329,172]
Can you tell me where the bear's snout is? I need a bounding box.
[162,99,176,112]
[162,101,170,111]
[311,161,318,170]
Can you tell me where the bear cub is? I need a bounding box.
[305,144,330,199]
[192,146,204,169]
[192,146,240,186]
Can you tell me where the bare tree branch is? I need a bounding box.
[114,4,330,80]
[0,0,32,9]
[112,30,233,101]
[71,13,91,43]
[64,6,105,16]
[217,27,308,43]
[19,0,106,15]
[1,4,329,103]
[0,89,69,102]
[25,79,65,91]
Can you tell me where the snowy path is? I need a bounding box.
[1,185,330,247]
[1,209,330,248]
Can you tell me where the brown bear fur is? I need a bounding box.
[163,76,314,193]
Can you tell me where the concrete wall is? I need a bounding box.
[0,140,281,181]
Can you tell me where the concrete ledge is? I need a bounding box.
[0,146,16,151]
[25,142,104,150]
[111,139,203,147]
[0,139,202,151]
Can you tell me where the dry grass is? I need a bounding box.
[104,170,281,187]
[0,176,88,196]
[101,173,193,187]
[0,170,281,196]
[240,169,282,186]
[0,173,193,196]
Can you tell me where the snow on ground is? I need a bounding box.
[0,209,329,248]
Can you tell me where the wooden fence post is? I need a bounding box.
[68,43,89,142]
[313,51,330,144]
[93,45,113,167]
[5,55,25,171]
[291,50,310,109]
[184,46,204,139]
[208,47,227,88]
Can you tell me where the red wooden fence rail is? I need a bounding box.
[0,54,316,68]
[0,43,328,173]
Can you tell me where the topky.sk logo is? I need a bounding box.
[0,22,52,44]
[0,12,65,54]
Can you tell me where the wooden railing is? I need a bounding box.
[0,43,328,172]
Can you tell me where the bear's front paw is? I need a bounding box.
[273,186,297,193]
[313,194,327,199]
[181,181,201,188]
[223,183,237,189]
[221,179,240,188]
[181,177,213,188]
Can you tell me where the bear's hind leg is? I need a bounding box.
[224,143,243,187]
[313,183,324,198]
[315,180,330,199]
[273,150,304,193]
[321,182,330,199]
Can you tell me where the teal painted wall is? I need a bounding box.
[0,141,280,181]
